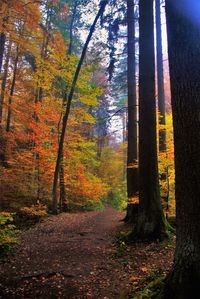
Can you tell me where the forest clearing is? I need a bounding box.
[1,0,200,298]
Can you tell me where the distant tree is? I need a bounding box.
[6,44,19,132]
[133,0,166,240]
[35,1,53,104]
[161,0,200,297]
[95,95,109,158]
[156,0,166,152]
[0,13,9,75]
[0,39,11,125]
[0,31,6,74]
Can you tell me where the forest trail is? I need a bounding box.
[0,206,173,299]
[0,207,129,299]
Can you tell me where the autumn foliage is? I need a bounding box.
[0,0,109,211]
[0,1,174,216]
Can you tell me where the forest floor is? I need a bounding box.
[0,206,174,299]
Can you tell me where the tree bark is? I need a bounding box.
[59,150,67,212]
[0,17,8,74]
[96,97,109,159]
[52,0,108,214]
[6,45,19,132]
[134,0,166,240]
[0,32,6,74]
[162,1,200,297]
[0,39,12,125]
[156,0,166,152]
[124,0,139,223]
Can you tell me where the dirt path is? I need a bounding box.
[0,207,173,299]
[0,207,127,298]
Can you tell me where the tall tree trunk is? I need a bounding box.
[52,0,108,214]
[162,1,200,298]
[156,0,166,152]
[36,153,40,201]
[33,5,53,201]
[96,97,109,159]
[35,4,52,103]
[6,45,19,132]
[38,6,52,102]
[122,110,127,179]
[0,32,6,74]
[58,3,78,212]
[68,1,77,55]
[0,39,12,125]
[0,17,8,74]
[122,110,126,143]
[125,0,139,223]
[59,150,66,212]
[134,0,166,240]
[156,0,168,210]
[58,103,67,212]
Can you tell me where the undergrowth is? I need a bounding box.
[83,200,105,211]
[14,204,47,228]
[131,269,167,299]
[0,212,19,255]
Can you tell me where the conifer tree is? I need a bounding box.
[156,0,166,152]
[162,1,200,297]
[125,0,139,223]
[134,0,166,240]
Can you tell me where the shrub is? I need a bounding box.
[109,188,127,211]
[14,204,47,228]
[83,200,105,211]
[0,212,19,254]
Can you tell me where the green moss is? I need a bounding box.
[162,216,175,235]
[131,272,166,299]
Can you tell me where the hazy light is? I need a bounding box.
[173,0,200,25]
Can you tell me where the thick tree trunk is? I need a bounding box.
[0,39,11,125]
[6,45,19,132]
[52,0,108,214]
[122,110,126,143]
[125,0,139,223]
[134,0,166,240]
[122,111,127,179]
[162,1,200,297]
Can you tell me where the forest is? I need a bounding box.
[0,0,199,298]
